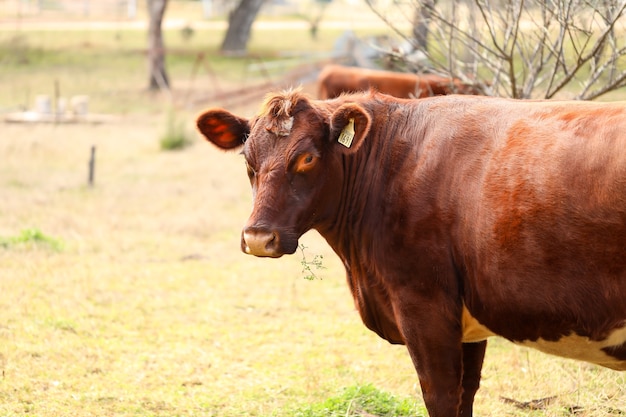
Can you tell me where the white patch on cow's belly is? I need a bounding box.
[517,324,626,371]
[461,305,496,343]
[461,307,626,370]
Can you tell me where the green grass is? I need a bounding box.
[0,227,64,251]
[292,384,425,417]
[0,28,223,114]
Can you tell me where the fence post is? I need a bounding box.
[88,145,96,187]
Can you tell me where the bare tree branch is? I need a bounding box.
[366,0,626,100]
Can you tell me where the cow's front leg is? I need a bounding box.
[393,293,465,417]
[460,341,487,417]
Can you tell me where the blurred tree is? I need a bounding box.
[366,0,626,100]
[147,0,170,90]
[220,0,265,55]
[300,0,333,40]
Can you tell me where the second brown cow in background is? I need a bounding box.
[317,64,483,99]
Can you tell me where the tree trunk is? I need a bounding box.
[147,0,169,91]
[412,0,436,53]
[220,0,265,55]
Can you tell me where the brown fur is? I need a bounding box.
[197,90,626,417]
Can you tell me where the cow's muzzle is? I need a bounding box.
[241,227,284,258]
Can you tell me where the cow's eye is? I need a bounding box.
[294,153,317,173]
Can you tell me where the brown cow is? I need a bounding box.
[197,89,626,417]
[317,64,482,99]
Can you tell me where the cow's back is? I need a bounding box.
[317,65,364,99]
[367,72,419,98]
[317,65,483,99]
[318,65,419,99]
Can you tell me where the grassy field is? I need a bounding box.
[0,4,625,417]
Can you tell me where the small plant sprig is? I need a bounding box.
[298,243,325,280]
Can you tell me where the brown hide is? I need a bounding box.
[317,64,482,99]
[197,90,626,417]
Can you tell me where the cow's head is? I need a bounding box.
[197,89,371,257]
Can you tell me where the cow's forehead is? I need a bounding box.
[256,89,306,136]
[255,113,294,137]
[245,89,328,155]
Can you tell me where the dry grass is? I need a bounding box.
[0,117,416,417]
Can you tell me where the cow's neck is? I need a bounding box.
[315,101,429,344]
[322,100,427,263]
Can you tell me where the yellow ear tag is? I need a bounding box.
[338,118,355,148]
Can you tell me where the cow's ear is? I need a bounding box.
[196,109,250,150]
[329,103,371,154]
